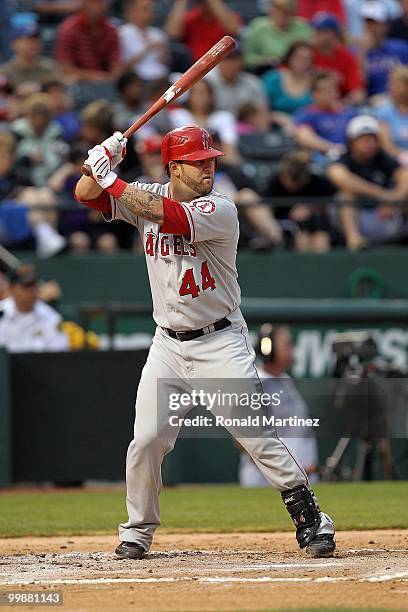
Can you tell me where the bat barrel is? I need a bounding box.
[80,36,237,176]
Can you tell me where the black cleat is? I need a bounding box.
[115,541,146,560]
[306,534,336,558]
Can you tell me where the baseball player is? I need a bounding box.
[74,126,336,560]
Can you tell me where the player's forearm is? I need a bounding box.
[75,175,104,200]
[118,185,164,224]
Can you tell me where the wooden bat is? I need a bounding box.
[81,35,237,177]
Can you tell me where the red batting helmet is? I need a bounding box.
[161,126,224,169]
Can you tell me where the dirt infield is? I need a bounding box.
[1,530,407,611]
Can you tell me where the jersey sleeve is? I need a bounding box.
[182,195,238,243]
[102,196,141,232]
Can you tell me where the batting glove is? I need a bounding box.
[84,145,113,181]
[84,145,128,196]
[101,131,127,169]
[96,170,119,190]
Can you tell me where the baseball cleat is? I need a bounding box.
[306,534,336,558]
[115,541,145,560]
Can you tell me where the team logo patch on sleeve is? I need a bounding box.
[191,199,217,215]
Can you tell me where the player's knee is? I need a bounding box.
[128,433,170,457]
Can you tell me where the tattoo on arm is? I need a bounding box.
[118,185,164,224]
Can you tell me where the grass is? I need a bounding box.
[0,482,407,538]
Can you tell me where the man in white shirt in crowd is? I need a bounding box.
[239,323,319,487]
[119,0,169,82]
[0,265,68,352]
[206,46,268,117]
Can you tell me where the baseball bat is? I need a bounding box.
[0,244,21,271]
[81,35,237,177]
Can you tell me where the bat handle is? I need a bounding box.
[81,164,92,177]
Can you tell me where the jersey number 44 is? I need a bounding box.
[179,261,216,299]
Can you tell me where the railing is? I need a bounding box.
[78,298,408,349]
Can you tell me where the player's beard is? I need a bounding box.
[179,166,213,196]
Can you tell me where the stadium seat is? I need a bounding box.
[238,131,296,161]
[241,159,280,193]
[69,81,120,110]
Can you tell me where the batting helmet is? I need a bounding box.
[161,126,224,169]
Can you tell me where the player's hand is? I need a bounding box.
[83,146,119,189]
[101,131,127,169]
[84,145,112,180]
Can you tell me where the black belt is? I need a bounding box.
[164,317,231,342]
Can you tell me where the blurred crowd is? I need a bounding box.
[0,0,408,255]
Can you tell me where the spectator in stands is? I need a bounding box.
[114,71,144,131]
[237,102,272,135]
[80,99,114,146]
[294,71,356,159]
[115,74,172,141]
[136,134,167,184]
[119,0,169,82]
[48,140,87,197]
[327,115,408,250]
[0,76,18,124]
[358,0,408,100]
[345,0,402,40]
[0,22,57,89]
[0,131,66,257]
[0,265,62,306]
[296,0,346,23]
[165,0,241,62]
[239,323,319,487]
[96,232,119,254]
[206,47,268,117]
[81,98,142,183]
[68,231,91,253]
[376,66,408,165]
[11,93,68,187]
[141,77,173,137]
[0,264,69,353]
[312,12,366,105]
[264,151,335,251]
[42,80,80,141]
[48,140,93,238]
[262,41,313,120]
[389,0,408,39]
[55,0,121,83]
[211,132,283,249]
[243,0,311,72]
[168,79,241,164]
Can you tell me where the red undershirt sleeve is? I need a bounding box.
[74,189,111,213]
[161,197,191,239]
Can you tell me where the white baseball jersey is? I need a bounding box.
[104,181,245,331]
